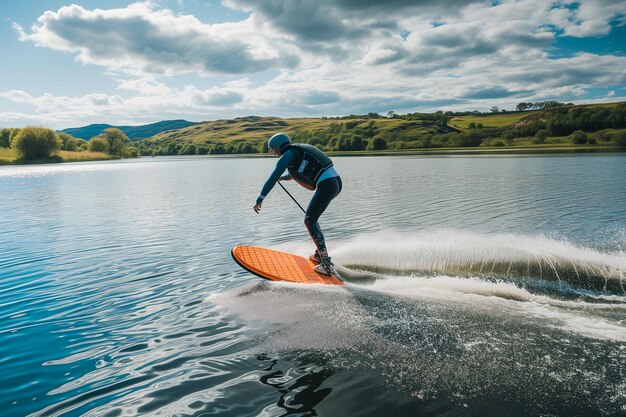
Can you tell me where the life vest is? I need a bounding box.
[286,144,333,190]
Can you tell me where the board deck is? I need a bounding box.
[231,245,344,286]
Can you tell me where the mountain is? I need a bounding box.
[59,119,197,140]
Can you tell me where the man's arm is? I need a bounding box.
[254,151,294,210]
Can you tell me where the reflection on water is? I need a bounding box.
[1,153,625,416]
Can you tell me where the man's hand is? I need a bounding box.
[253,202,262,214]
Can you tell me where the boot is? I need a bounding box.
[309,250,321,264]
[313,252,334,276]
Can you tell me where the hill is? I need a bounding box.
[59,119,197,140]
[142,115,457,154]
[134,102,626,155]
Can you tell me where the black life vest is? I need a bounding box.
[286,144,333,190]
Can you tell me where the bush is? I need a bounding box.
[594,129,613,142]
[368,137,387,150]
[58,133,80,151]
[534,129,549,143]
[210,144,225,154]
[570,130,588,144]
[612,131,626,146]
[88,137,109,153]
[123,147,140,158]
[11,126,60,159]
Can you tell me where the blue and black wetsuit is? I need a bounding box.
[256,144,341,257]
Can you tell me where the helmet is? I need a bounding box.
[268,133,291,152]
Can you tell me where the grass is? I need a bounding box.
[449,111,540,130]
[146,116,450,146]
[0,148,113,165]
[0,147,16,163]
[57,150,112,162]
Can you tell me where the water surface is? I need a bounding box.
[1,153,625,416]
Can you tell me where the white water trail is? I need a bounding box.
[327,230,623,277]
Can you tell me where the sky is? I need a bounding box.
[0,0,624,129]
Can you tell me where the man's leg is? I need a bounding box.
[304,177,341,267]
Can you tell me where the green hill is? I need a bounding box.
[141,115,456,155]
[147,116,454,144]
[132,102,625,156]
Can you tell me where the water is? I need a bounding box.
[1,153,625,416]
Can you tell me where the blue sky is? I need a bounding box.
[0,0,624,129]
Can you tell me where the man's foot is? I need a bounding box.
[309,251,334,266]
[314,262,334,276]
[309,251,321,264]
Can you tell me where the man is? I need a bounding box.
[253,133,342,276]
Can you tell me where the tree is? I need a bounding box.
[533,129,549,144]
[88,137,109,153]
[612,131,626,146]
[368,137,387,150]
[350,136,366,151]
[11,127,60,160]
[97,128,129,157]
[58,132,80,151]
[0,128,12,147]
[210,144,225,154]
[490,106,500,113]
[123,147,140,158]
[570,130,588,144]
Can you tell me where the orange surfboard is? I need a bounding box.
[231,245,344,286]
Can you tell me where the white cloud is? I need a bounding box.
[15,2,299,76]
[2,0,625,128]
[0,90,35,104]
[116,77,173,95]
[561,0,626,37]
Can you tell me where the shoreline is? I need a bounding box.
[1,145,624,166]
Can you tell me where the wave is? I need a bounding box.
[320,230,626,294]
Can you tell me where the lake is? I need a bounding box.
[1,153,625,416]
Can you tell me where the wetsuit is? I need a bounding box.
[256,146,341,257]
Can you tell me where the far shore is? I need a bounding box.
[1,144,624,166]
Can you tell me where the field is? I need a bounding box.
[57,150,112,162]
[0,148,16,163]
[448,111,540,130]
[0,149,112,165]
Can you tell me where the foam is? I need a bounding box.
[276,230,626,291]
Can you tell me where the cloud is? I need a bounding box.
[3,0,626,128]
[226,0,482,44]
[462,86,527,100]
[559,0,626,37]
[0,90,34,104]
[15,2,299,76]
[193,88,244,106]
[300,91,341,105]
